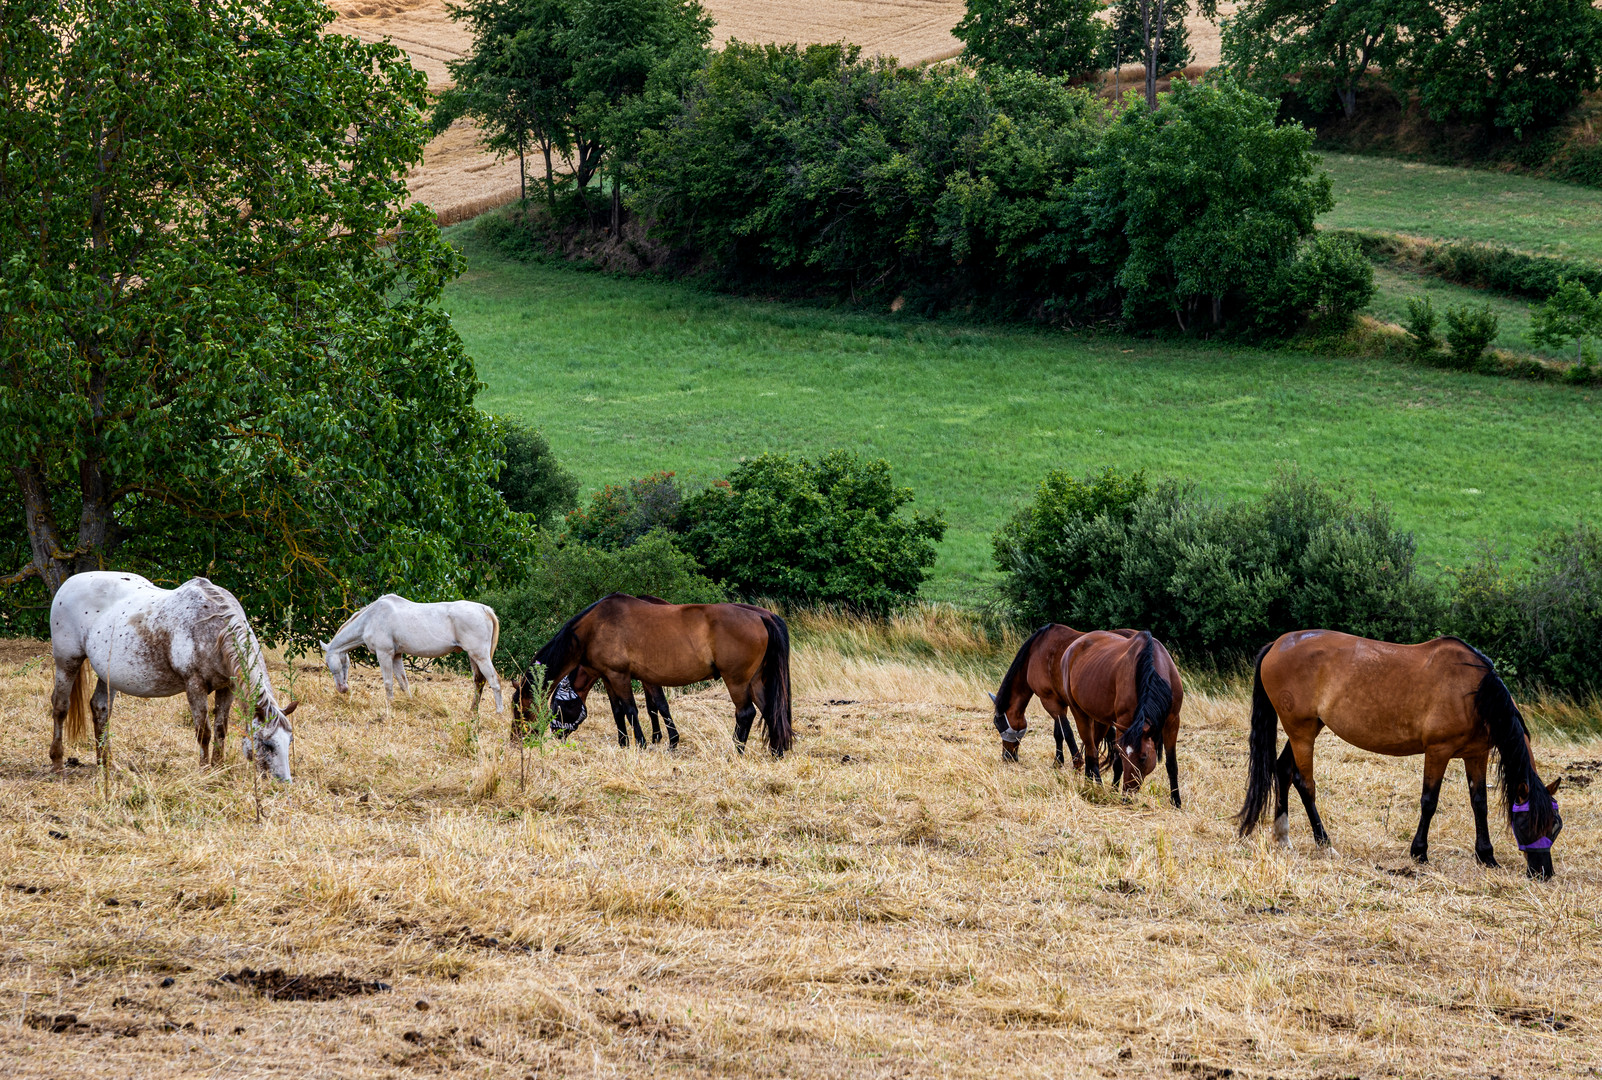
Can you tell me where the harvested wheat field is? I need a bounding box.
[325,0,1233,226]
[2,617,1597,1078]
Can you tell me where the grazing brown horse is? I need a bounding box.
[990,625,1136,767]
[1060,630,1184,805]
[516,594,792,756]
[1236,631,1563,878]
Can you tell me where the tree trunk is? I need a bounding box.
[1143,0,1166,111]
[12,463,72,596]
[610,165,621,236]
[542,141,556,210]
[1339,85,1357,120]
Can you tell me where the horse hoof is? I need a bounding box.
[1476,851,1498,869]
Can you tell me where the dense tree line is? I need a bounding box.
[631,45,1360,332]
[1223,0,1602,135]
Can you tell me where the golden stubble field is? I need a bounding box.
[1,625,1598,1079]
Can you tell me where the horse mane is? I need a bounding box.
[1120,631,1173,761]
[995,624,1054,716]
[191,579,279,717]
[1447,637,1556,838]
[530,593,625,689]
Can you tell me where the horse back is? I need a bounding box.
[1064,629,1176,722]
[580,595,769,686]
[1260,631,1484,751]
[50,571,158,659]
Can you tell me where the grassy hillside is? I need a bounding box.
[449,227,1602,604]
[1319,153,1602,260]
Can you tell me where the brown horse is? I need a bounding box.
[516,594,792,755]
[989,624,1135,767]
[1060,630,1184,805]
[1236,631,1563,878]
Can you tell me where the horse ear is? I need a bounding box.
[987,691,997,704]
[319,640,330,651]
[1547,777,1563,795]
[282,701,299,716]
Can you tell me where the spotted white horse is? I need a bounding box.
[49,572,296,780]
[320,595,503,715]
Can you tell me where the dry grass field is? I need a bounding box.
[2,614,1598,1078]
[326,0,1232,225]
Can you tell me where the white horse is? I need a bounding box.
[320,595,503,715]
[49,572,296,780]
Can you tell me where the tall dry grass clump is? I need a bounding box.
[0,626,1597,1078]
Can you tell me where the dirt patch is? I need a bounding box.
[0,638,48,666]
[25,1012,175,1038]
[216,967,392,1001]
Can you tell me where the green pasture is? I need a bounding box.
[1318,153,1602,261]
[447,226,1602,605]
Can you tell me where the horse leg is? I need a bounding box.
[1165,730,1181,809]
[1070,707,1098,782]
[728,681,757,755]
[645,685,677,748]
[90,678,113,769]
[604,675,647,749]
[49,661,76,774]
[1286,728,1333,852]
[473,651,504,713]
[1464,751,1497,868]
[186,682,212,767]
[469,662,485,716]
[212,687,234,768]
[377,649,397,717]
[1273,743,1296,847]
[1409,748,1451,863]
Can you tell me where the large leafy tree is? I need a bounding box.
[1102,0,1192,92]
[953,0,1104,80]
[434,0,578,207]
[1221,0,1436,119]
[0,0,530,641]
[1410,0,1602,136]
[1069,77,1332,328]
[564,0,713,227]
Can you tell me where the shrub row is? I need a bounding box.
[994,467,1602,697]
[1330,229,1602,302]
[628,47,1362,335]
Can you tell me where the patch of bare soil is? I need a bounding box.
[216,968,393,1002]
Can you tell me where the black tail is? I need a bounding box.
[1466,645,1555,839]
[757,612,793,755]
[1235,644,1279,837]
[1120,632,1173,762]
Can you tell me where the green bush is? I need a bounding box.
[994,467,1439,658]
[564,471,683,549]
[1275,232,1375,333]
[1443,302,1500,369]
[494,421,579,526]
[477,530,724,673]
[634,43,1106,313]
[680,451,946,614]
[1448,525,1602,696]
[1403,295,1442,358]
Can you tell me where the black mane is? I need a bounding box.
[995,624,1055,713]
